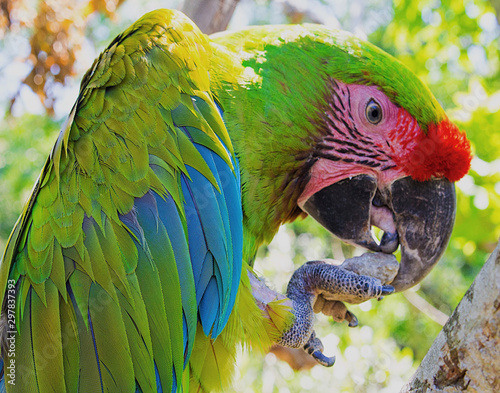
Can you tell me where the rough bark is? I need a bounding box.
[181,0,240,34]
[400,242,500,392]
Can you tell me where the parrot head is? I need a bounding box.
[211,24,472,291]
[298,81,470,291]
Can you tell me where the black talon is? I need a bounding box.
[381,285,395,296]
[346,310,358,327]
[312,351,336,367]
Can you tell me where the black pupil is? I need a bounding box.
[367,101,382,123]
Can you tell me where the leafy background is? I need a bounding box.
[0,0,499,392]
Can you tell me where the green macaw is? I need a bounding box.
[0,9,471,393]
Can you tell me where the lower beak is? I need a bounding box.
[302,175,456,292]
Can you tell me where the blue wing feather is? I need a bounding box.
[212,149,243,332]
[198,276,220,334]
[196,252,214,305]
[179,126,242,338]
[182,169,229,273]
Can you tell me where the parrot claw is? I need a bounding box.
[377,284,394,301]
[381,285,394,296]
[303,332,336,367]
[346,310,358,327]
[311,351,336,367]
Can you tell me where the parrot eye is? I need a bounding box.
[365,99,382,124]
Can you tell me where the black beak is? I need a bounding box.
[302,175,456,292]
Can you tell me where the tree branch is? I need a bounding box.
[401,242,500,392]
[181,0,240,34]
[403,290,449,326]
[489,0,500,25]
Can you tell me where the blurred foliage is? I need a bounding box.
[0,0,499,392]
[0,0,126,114]
[0,114,59,251]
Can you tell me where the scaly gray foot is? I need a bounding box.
[277,259,394,366]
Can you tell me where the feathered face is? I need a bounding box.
[298,80,471,291]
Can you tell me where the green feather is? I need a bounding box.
[83,220,119,304]
[88,284,136,392]
[135,247,175,392]
[67,270,92,330]
[72,283,105,393]
[49,243,67,301]
[31,280,66,393]
[14,290,38,392]
[119,293,157,393]
[142,216,185,387]
[60,295,80,393]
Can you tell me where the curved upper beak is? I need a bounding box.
[301,175,456,292]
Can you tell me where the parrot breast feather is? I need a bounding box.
[0,9,242,393]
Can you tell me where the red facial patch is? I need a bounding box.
[392,116,472,182]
